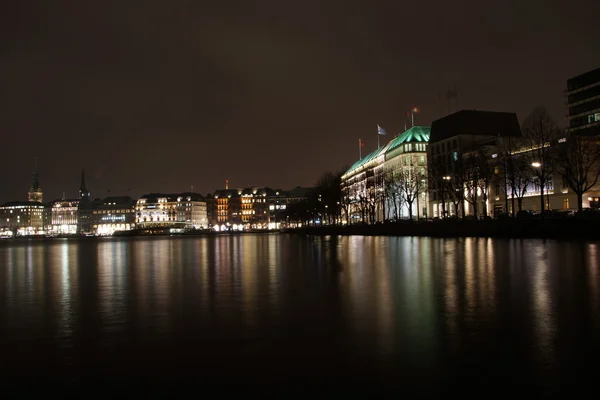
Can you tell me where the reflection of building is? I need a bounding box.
[136,193,208,229]
[341,126,431,223]
[92,196,136,235]
[567,67,600,137]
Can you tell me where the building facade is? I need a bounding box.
[136,193,208,230]
[92,196,136,235]
[210,186,312,230]
[341,126,431,223]
[567,67,600,137]
[49,199,80,234]
[427,110,522,218]
[0,201,45,236]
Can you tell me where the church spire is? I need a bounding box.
[78,168,90,200]
[28,157,43,202]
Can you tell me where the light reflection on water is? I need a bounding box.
[0,235,599,392]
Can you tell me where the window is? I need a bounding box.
[564,198,570,209]
[494,166,499,174]
[587,112,600,124]
[452,151,459,161]
[419,156,425,165]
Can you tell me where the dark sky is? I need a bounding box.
[2,0,599,203]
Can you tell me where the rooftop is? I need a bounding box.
[386,126,430,153]
[0,201,44,208]
[567,67,600,92]
[343,126,431,176]
[430,110,521,143]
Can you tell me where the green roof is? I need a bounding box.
[344,146,386,175]
[343,126,431,176]
[386,126,430,153]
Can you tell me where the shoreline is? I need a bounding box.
[2,218,599,241]
[284,218,600,240]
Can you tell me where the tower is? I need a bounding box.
[28,158,43,203]
[78,168,90,200]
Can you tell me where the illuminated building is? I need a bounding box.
[49,199,79,234]
[567,67,600,137]
[427,110,522,217]
[341,126,431,223]
[0,163,46,236]
[0,201,45,236]
[210,186,313,230]
[212,187,294,230]
[136,193,208,230]
[92,196,136,235]
[214,189,241,227]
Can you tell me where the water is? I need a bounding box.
[1,235,599,396]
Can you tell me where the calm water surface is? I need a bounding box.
[1,234,599,395]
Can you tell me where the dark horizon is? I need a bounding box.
[2,0,600,204]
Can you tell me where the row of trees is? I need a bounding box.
[430,107,600,217]
[280,106,600,225]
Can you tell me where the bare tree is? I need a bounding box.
[508,155,531,212]
[557,134,600,212]
[445,157,467,218]
[397,168,426,221]
[462,151,481,218]
[428,158,448,218]
[521,106,561,214]
[383,171,401,221]
[475,149,495,217]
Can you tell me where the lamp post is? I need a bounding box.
[531,162,548,213]
[442,176,451,217]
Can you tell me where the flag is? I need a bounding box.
[359,139,365,147]
[377,125,387,136]
[405,111,411,117]
[412,106,419,113]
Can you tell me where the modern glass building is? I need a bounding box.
[567,67,600,136]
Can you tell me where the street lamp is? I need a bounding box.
[531,162,541,168]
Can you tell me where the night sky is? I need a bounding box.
[2,1,599,204]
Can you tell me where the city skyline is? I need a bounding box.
[2,1,600,204]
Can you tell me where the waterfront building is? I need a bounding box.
[341,126,431,223]
[92,196,136,235]
[136,193,208,230]
[567,67,600,137]
[0,164,46,236]
[49,199,79,234]
[0,201,45,236]
[427,110,522,218]
[210,186,313,230]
